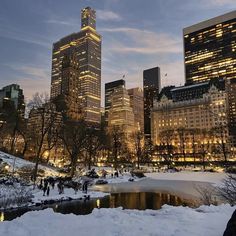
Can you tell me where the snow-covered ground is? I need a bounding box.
[32,186,108,204]
[0,204,235,236]
[145,171,227,186]
[0,151,60,177]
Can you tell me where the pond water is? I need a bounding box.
[1,192,193,221]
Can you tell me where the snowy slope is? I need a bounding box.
[0,151,60,176]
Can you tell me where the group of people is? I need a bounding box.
[39,177,90,196]
[39,178,64,196]
[39,179,52,196]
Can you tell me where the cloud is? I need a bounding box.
[17,76,50,101]
[101,27,182,54]
[1,64,51,100]
[0,23,50,48]
[96,10,122,21]
[45,19,78,26]
[17,65,50,81]
[207,0,236,5]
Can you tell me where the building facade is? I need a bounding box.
[105,79,125,125]
[108,86,137,136]
[226,78,236,146]
[127,87,144,132]
[151,78,230,160]
[0,84,25,117]
[184,11,236,85]
[50,7,101,125]
[143,67,161,139]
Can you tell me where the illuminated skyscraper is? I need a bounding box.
[127,87,144,132]
[108,86,137,136]
[50,7,101,125]
[143,67,160,139]
[226,78,236,146]
[184,11,236,85]
[105,79,125,125]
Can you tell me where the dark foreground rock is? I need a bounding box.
[224,209,236,236]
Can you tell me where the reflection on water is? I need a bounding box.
[108,192,182,210]
[96,199,100,209]
[0,212,4,222]
[1,192,191,221]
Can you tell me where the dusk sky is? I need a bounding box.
[0,0,236,104]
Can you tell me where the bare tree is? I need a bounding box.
[158,129,175,168]
[212,124,229,164]
[132,130,145,169]
[59,120,87,177]
[218,174,236,205]
[195,184,217,205]
[27,93,60,183]
[84,128,102,170]
[177,127,187,167]
[108,126,123,170]
[199,129,210,170]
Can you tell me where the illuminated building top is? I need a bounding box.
[183,11,236,85]
[184,11,236,35]
[81,7,96,30]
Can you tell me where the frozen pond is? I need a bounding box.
[0,191,193,221]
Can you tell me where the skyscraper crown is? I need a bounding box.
[81,7,96,30]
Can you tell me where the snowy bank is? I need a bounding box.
[0,204,235,236]
[145,171,226,186]
[32,186,108,204]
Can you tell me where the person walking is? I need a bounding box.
[43,184,47,196]
[84,181,88,194]
[46,186,50,196]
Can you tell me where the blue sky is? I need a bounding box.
[0,0,236,104]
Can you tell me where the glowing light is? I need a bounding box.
[96,199,100,208]
[4,165,9,170]
[0,212,4,222]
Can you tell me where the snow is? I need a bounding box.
[0,151,61,177]
[0,204,235,236]
[32,186,108,203]
[145,171,227,186]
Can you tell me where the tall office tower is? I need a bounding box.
[60,53,82,120]
[183,11,236,85]
[143,67,161,140]
[226,78,236,146]
[0,84,25,117]
[50,7,101,125]
[105,79,125,125]
[127,87,144,132]
[108,86,136,136]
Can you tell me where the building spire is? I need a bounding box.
[81,7,96,30]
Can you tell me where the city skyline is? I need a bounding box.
[0,0,236,104]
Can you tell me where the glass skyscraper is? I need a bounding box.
[105,79,126,125]
[184,11,236,85]
[143,67,160,139]
[50,7,101,125]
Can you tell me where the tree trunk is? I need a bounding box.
[10,127,17,154]
[22,141,27,158]
[70,153,78,177]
